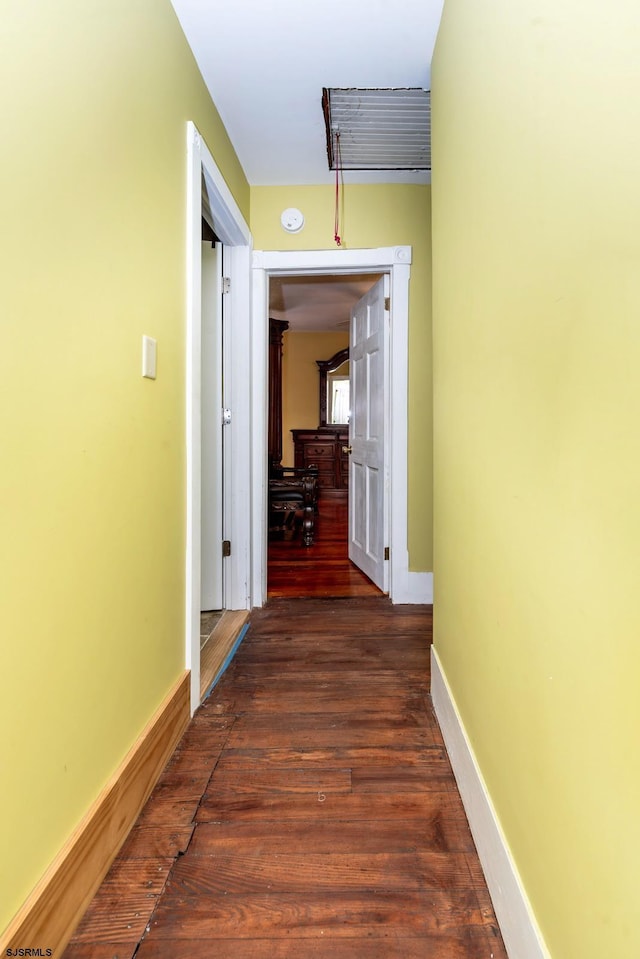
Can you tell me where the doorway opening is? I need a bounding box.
[200,230,224,618]
[199,231,251,698]
[251,246,414,608]
[266,271,384,600]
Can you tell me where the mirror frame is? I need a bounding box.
[316,347,349,427]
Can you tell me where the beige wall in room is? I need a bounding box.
[432,1,640,957]
[280,331,349,465]
[251,184,433,573]
[0,0,247,935]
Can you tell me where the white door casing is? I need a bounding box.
[200,240,223,611]
[186,122,252,714]
[251,246,419,607]
[348,276,389,591]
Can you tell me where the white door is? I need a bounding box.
[348,275,389,592]
[201,240,224,610]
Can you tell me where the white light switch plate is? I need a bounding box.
[142,335,157,379]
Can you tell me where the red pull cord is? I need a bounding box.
[334,131,342,246]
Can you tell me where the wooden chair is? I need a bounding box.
[269,465,319,546]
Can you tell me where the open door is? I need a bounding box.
[201,239,224,611]
[348,275,389,592]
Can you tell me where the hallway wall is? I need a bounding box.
[0,0,248,934]
[432,2,640,956]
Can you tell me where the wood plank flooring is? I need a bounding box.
[268,492,382,599]
[63,599,507,959]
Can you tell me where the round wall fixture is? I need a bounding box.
[280,207,305,233]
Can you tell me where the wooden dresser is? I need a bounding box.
[291,428,349,490]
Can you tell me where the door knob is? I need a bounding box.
[342,445,353,454]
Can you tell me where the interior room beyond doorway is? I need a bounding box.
[268,491,382,599]
[267,272,383,599]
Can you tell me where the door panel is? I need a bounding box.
[348,275,389,591]
[351,461,366,550]
[201,240,224,611]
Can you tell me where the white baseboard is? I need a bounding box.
[430,647,550,959]
[392,570,433,604]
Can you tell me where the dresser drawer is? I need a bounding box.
[291,428,348,492]
[316,470,336,488]
[304,442,334,458]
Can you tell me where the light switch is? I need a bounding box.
[142,335,157,379]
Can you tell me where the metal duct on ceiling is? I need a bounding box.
[322,87,430,171]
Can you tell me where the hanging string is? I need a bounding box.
[334,131,343,247]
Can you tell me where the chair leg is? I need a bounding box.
[301,502,314,547]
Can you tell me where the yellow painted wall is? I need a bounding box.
[432,2,640,956]
[0,0,248,933]
[251,185,433,571]
[281,331,349,464]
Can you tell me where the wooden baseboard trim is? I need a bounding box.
[0,670,190,958]
[200,610,249,699]
[430,647,550,959]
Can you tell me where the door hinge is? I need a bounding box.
[384,546,390,561]
[222,540,231,557]
[222,276,231,294]
[384,296,390,312]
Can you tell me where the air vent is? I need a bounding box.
[322,87,430,171]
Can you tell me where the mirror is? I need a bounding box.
[317,348,349,427]
[327,369,349,424]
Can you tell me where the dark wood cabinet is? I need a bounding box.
[292,428,349,490]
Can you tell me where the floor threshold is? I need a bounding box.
[199,609,249,700]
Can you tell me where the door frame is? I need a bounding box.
[185,122,252,714]
[251,246,416,606]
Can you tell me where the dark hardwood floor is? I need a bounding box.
[268,491,383,599]
[62,599,507,959]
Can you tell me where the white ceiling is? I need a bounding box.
[170,0,444,186]
[269,274,382,332]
